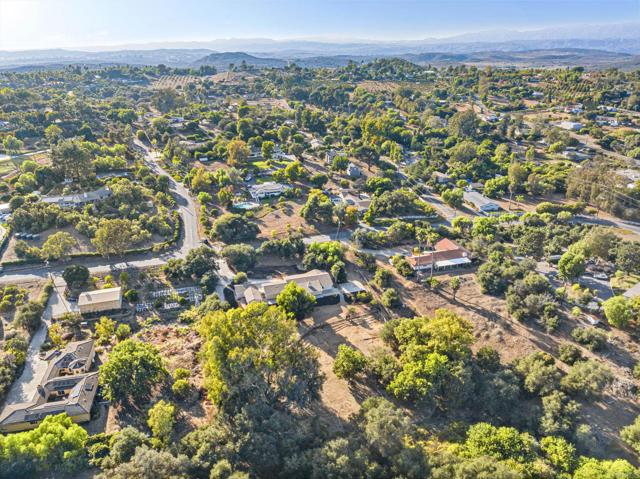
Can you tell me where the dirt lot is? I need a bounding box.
[300,303,387,431]
[105,324,212,437]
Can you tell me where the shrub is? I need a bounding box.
[381,288,400,308]
[571,327,607,351]
[333,345,369,381]
[124,289,139,302]
[558,343,582,365]
[171,379,191,399]
[115,324,132,341]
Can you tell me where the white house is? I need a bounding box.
[248,182,289,201]
[234,270,338,305]
[558,121,584,132]
[347,163,362,178]
[463,190,501,213]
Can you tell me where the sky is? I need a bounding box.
[1,0,639,51]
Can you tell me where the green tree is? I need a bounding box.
[442,187,464,209]
[540,436,576,473]
[448,110,479,138]
[616,242,640,274]
[227,139,250,166]
[147,400,176,446]
[221,244,256,272]
[573,459,640,479]
[95,316,116,345]
[2,135,23,154]
[44,124,63,145]
[449,277,461,301]
[333,344,369,381]
[464,422,536,463]
[99,339,166,404]
[198,302,323,413]
[603,296,632,329]
[52,139,94,182]
[301,190,334,224]
[0,413,88,478]
[115,323,132,341]
[261,140,275,160]
[41,231,76,260]
[561,359,613,398]
[557,248,585,281]
[211,214,259,244]
[92,219,136,257]
[621,415,640,455]
[276,281,317,320]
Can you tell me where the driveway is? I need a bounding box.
[2,278,65,405]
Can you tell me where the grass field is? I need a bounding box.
[0,154,22,176]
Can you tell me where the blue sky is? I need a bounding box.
[1,0,638,50]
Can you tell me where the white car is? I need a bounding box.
[593,273,608,280]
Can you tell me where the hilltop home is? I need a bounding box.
[78,286,123,315]
[248,182,289,201]
[234,269,339,305]
[42,187,112,209]
[463,190,501,213]
[0,340,97,433]
[406,238,472,273]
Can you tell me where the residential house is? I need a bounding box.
[463,190,501,213]
[42,187,112,209]
[405,238,472,273]
[0,340,98,433]
[78,287,123,315]
[325,149,345,165]
[347,163,362,178]
[433,172,451,184]
[340,192,371,214]
[248,182,289,201]
[558,121,584,132]
[234,269,339,305]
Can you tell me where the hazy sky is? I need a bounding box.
[1,0,638,50]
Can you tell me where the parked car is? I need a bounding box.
[593,273,608,280]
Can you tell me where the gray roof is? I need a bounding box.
[0,340,97,431]
[463,190,500,210]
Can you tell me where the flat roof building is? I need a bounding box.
[78,287,122,315]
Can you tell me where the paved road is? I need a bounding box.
[572,215,640,238]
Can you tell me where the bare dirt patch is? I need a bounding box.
[300,304,387,431]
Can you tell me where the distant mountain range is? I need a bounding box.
[192,49,640,71]
[2,23,640,71]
